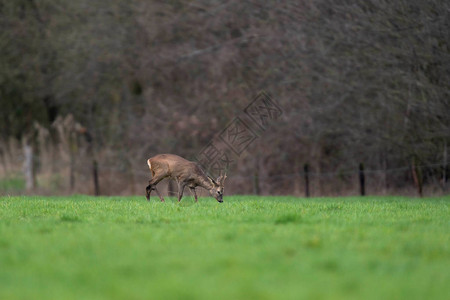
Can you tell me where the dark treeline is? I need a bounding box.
[0,0,449,196]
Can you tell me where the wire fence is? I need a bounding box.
[97,161,448,179]
[0,132,448,197]
[94,161,449,197]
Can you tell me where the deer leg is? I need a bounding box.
[146,176,166,202]
[177,182,186,202]
[145,184,152,201]
[154,186,165,202]
[190,187,198,202]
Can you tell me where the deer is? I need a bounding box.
[145,154,227,203]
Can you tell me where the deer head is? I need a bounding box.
[208,173,227,203]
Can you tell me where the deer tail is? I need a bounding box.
[147,159,152,170]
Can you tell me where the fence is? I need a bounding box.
[73,160,448,198]
[0,115,448,197]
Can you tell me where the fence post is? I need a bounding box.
[443,141,447,191]
[93,159,100,196]
[411,159,423,197]
[82,129,100,196]
[168,178,175,198]
[304,164,310,198]
[359,163,365,196]
[23,143,35,191]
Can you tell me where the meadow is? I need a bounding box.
[0,195,449,300]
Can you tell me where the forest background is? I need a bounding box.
[1,0,449,197]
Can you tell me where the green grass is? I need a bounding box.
[0,195,449,300]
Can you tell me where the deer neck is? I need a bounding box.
[198,175,215,191]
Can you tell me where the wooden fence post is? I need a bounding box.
[304,164,310,198]
[93,160,100,196]
[359,163,365,196]
[411,159,423,197]
[443,141,447,191]
[168,178,175,198]
[23,143,35,191]
[82,129,100,196]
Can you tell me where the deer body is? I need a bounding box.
[145,154,226,203]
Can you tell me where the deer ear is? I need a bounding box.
[207,176,218,186]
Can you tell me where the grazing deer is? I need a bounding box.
[145,154,227,203]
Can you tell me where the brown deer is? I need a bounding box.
[145,154,227,203]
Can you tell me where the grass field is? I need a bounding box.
[0,195,449,300]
